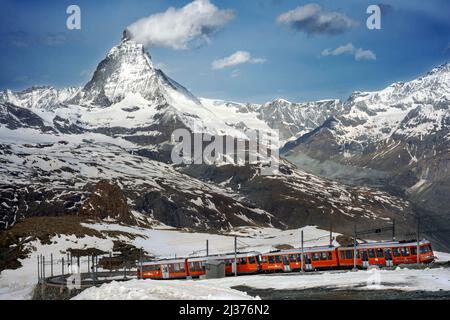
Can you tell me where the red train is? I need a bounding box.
[137,239,435,280]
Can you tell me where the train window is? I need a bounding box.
[340,251,346,260]
[268,256,275,263]
[393,248,400,257]
[249,256,256,264]
[239,258,247,265]
[377,249,383,258]
[345,250,353,259]
[262,256,267,263]
[179,263,185,272]
[411,247,417,255]
[297,254,302,262]
[312,253,319,261]
[327,252,333,260]
[289,255,296,262]
[320,252,327,260]
[275,256,282,263]
[174,264,180,272]
[420,245,431,253]
[401,247,410,257]
[368,249,375,258]
[143,265,159,271]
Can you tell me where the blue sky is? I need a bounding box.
[0,0,449,103]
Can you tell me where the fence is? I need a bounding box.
[36,251,140,290]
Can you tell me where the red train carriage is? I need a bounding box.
[220,251,261,276]
[138,258,188,280]
[186,256,207,278]
[139,251,262,280]
[337,240,434,268]
[261,246,339,272]
[186,251,261,277]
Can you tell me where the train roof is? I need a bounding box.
[339,239,431,250]
[263,245,335,256]
[141,258,186,266]
[188,251,262,261]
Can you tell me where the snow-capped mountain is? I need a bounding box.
[0,86,80,111]
[0,33,416,243]
[282,63,450,249]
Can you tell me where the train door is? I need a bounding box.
[305,254,312,271]
[384,249,393,267]
[162,264,170,279]
[282,255,291,272]
[362,250,369,268]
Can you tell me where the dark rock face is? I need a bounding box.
[181,162,415,238]
[0,184,84,230]
[79,180,137,226]
[0,103,54,132]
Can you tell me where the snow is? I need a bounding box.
[0,225,336,299]
[205,267,450,292]
[72,267,450,300]
[82,223,341,259]
[72,279,259,300]
[0,234,115,300]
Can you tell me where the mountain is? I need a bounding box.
[282,62,450,249]
[0,34,417,244]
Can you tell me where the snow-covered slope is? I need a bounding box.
[282,63,450,251]
[0,86,80,111]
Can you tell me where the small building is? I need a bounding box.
[202,259,225,279]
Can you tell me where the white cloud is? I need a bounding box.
[321,43,376,61]
[277,3,358,35]
[212,51,266,70]
[126,0,235,50]
[230,69,240,78]
[354,48,376,61]
[321,43,355,56]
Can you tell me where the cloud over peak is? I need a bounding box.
[277,3,358,35]
[212,51,266,70]
[126,0,235,50]
[321,43,376,61]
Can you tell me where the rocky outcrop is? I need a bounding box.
[79,180,136,226]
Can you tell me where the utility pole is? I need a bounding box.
[416,217,420,265]
[301,230,304,273]
[206,240,209,257]
[329,225,333,247]
[139,248,143,279]
[234,236,237,277]
[353,224,357,271]
[392,219,396,241]
[37,255,40,283]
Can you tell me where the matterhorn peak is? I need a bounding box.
[122,29,132,42]
[68,31,200,108]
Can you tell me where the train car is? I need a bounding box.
[138,258,188,280]
[220,251,261,276]
[261,246,338,273]
[186,256,207,278]
[337,239,434,268]
[189,251,262,276]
